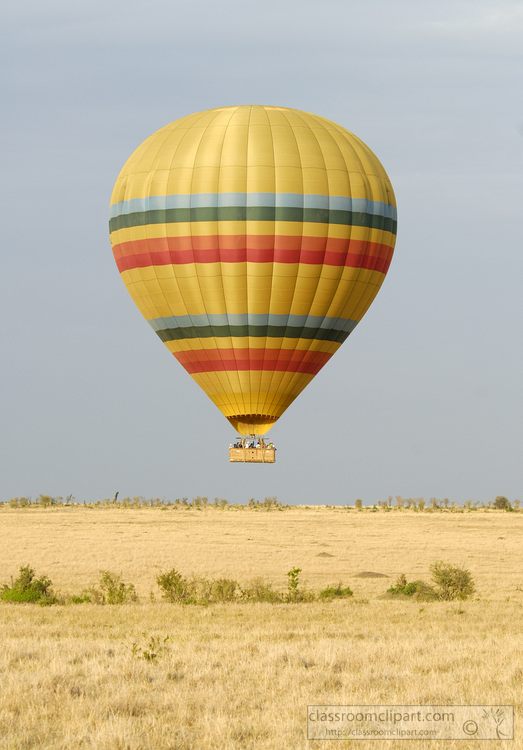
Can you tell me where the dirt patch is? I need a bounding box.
[316,552,334,558]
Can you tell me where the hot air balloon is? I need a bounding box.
[109,105,397,462]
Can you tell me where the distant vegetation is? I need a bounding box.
[0,562,480,607]
[0,563,352,606]
[0,494,519,511]
[1,495,288,510]
[492,495,513,511]
[386,562,476,602]
[121,565,349,605]
[79,571,138,605]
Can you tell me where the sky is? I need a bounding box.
[1,0,521,504]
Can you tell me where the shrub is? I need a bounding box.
[7,497,33,508]
[319,583,353,600]
[191,576,214,604]
[387,573,408,595]
[409,580,440,600]
[156,568,193,603]
[247,497,285,510]
[86,571,138,604]
[386,574,438,601]
[1,565,57,605]
[210,578,238,602]
[430,561,475,601]
[37,495,56,507]
[285,567,314,602]
[69,593,92,604]
[286,567,302,602]
[157,570,241,604]
[131,633,170,662]
[245,579,282,602]
[194,576,240,604]
[240,578,283,603]
[193,496,208,509]
[386,564,475,602]
[493,496,512,511]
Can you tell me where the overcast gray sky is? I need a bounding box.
[1,0,521,504]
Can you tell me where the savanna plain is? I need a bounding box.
[0,504,521,750]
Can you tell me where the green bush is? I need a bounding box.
[157,568,300,604]
[386,574,438,601]
[285,567,315,602]
[429,561,475,601]
[192,576,240,604]
[319,583,353,600]
[286,567,302,602]
[240,578,283,603]
[156,569,241,604]
[156,568,193,603]
[1,565,57,605]
[493,496,512,511]
[85,571,138,604]
[386,563,475,602]
[387,573,407,595]
[209,578,238,602]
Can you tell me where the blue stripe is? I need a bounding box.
[110,193,397,220]
[149,313,357,334]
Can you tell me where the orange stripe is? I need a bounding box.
[112,235,393,274]
[173,347,333,374]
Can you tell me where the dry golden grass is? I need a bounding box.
[0,507,522,749]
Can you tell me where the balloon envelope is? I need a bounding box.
[109,105,397,434]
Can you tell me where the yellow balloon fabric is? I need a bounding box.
[109,105,397,435]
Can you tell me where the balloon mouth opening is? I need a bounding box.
[227,414,278,436]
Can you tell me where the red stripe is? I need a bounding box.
[173,347,332,375]
[113,235,393,274]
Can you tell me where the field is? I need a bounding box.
[0,506,521,749]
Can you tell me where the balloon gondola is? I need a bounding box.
[229,436,275,464]
[109,105,397,461]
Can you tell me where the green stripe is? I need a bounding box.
[157,324,351,344]
[109,207,397,234]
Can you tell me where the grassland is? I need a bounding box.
[0,506,521,749]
